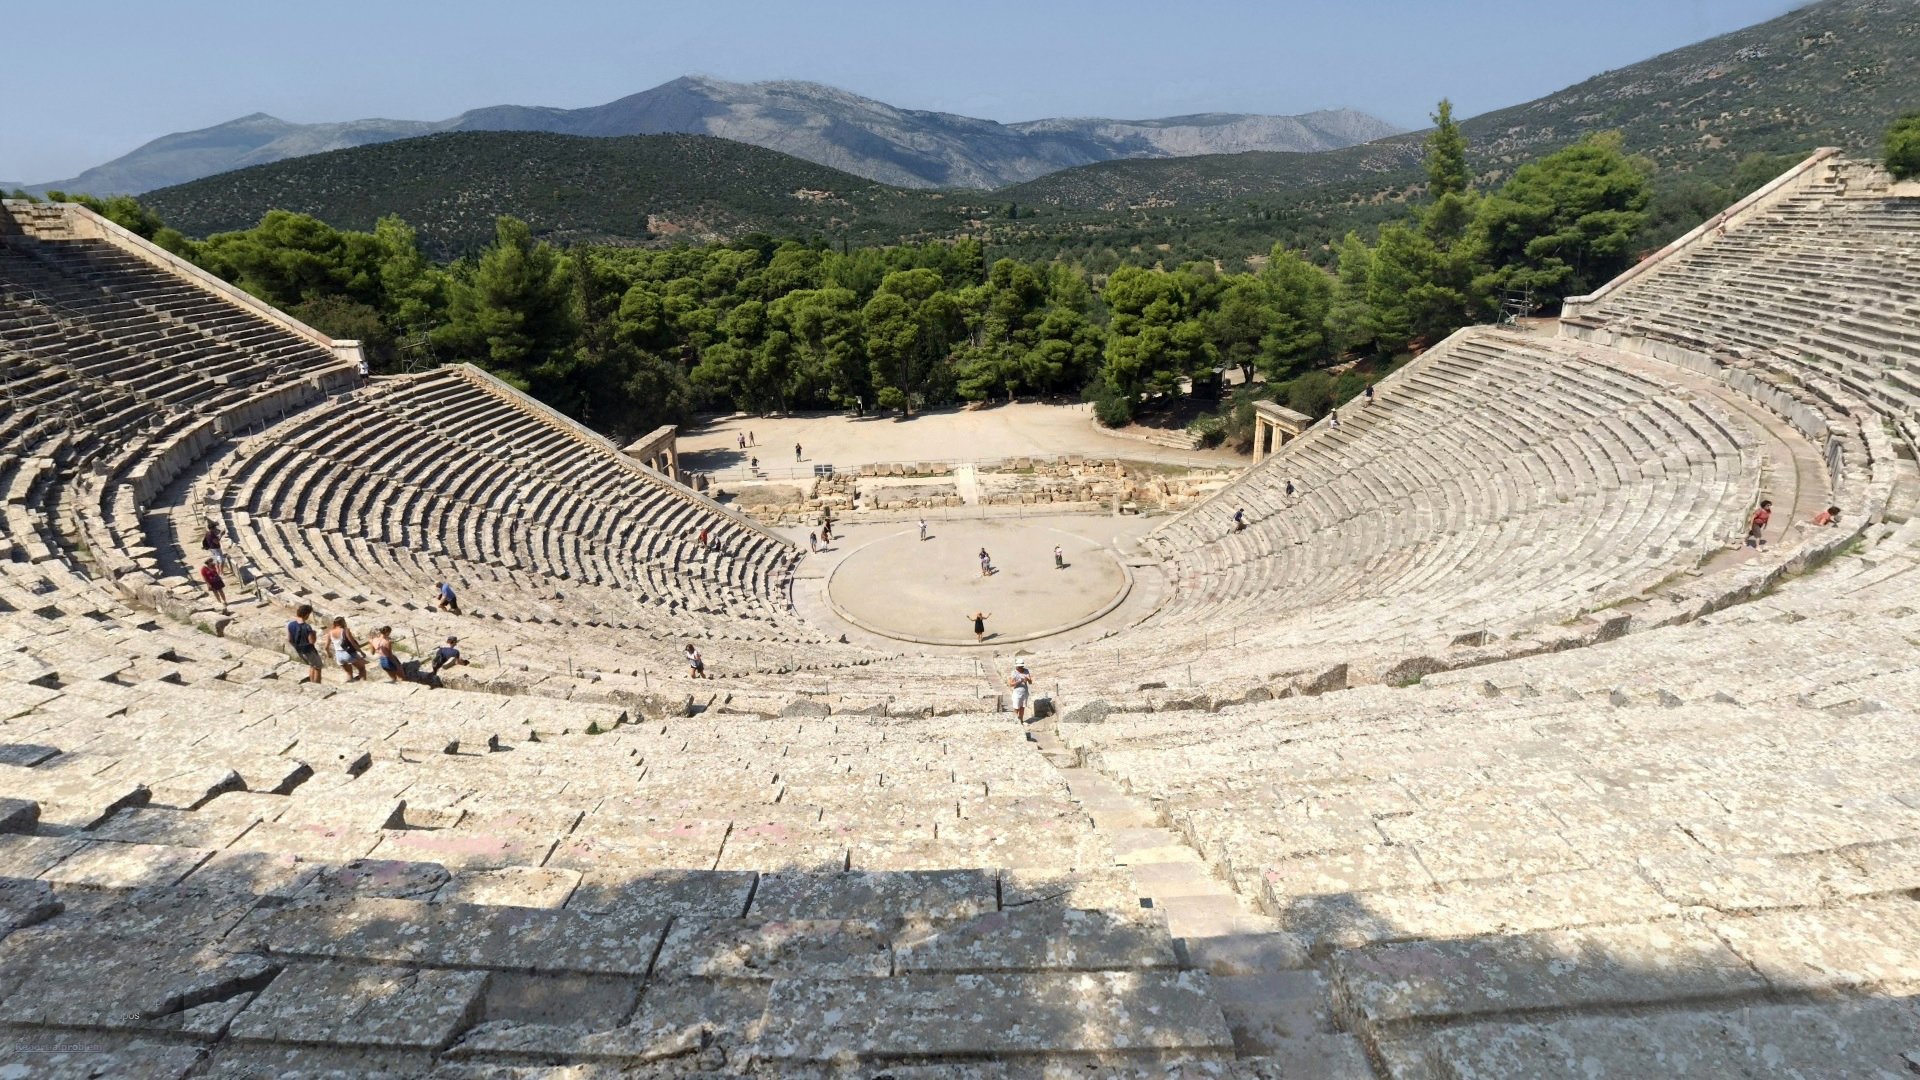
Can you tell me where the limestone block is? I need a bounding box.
[1333,919,1766,1028]
[757,970,1233,1061]
[259,897,669,976]
[0,878,60,938]
[1711,897,1920,993]
[89,806,260,848]
[651,918,892,979]
[751,869,996,922]
[228,962,486,1050]
[0,928,278,1039]
[893,907,1177,972]
[435,866,582,909]
[294,858,453,901]
[0,1027,207,1078]
[41,840,212,889]
[564,868,755,919]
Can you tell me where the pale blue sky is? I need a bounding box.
[1,0,1801,183]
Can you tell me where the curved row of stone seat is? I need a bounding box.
[0,625,1242,1072]
[187,366,903,687]
[1084,328,1762,690]
[1566,162,1920,447]
[1057,515,1920,1076]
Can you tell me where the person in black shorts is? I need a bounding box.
[288,604,323,684]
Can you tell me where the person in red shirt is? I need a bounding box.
[1813,505,1840,527]
[1746,499,1773,548]
[199,559,228,612]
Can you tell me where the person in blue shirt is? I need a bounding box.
[436,581,461,615]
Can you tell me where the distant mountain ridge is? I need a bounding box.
[1003,0,1920,212]
[23,77,1401,195]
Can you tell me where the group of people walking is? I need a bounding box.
[286,603,467,685]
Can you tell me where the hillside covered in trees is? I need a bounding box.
[35,103,1686,455]
[122,0,1920,273]
[140,132,978,257]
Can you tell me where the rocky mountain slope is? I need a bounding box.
[1004,0,1919,212]
[25,76,1399,195]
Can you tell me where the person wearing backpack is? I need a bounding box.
[288,604,323,684]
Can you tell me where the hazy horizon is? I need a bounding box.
[0,0,1802,183]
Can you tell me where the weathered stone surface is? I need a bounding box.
[40,840,211,889]
[563,867,755,919]
[181,849,322,898]
[758,970,1233,1060]
[1279,867,1674,949]
[0,798,38,834]
[449,979,766,1063]
[435,865,581,908]
[1431,997,1920,1079]
[192,1043,435,1079]
[0,929,277,1039]
[894,908,1178,972]
[652,918,892,980]
[370,829,558,871]
[477,971,640,1032]
[1334,919,1767,1027]
[1001,867,1146,917]
[88,805,260,848]
[546,824,727,874]
[258,897,668,976]
[1060,700,1114,724]
[750,869,996,922]
[228,962,487,1050]
[0,877,60,938]
[0,834,83,877]
[1211,970,1334,1055]
[294,857,452,901]
[1711,896,1920,992]
[0,1025,206,1078]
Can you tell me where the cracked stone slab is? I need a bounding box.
[550,819,730,872]
[563,868,755,919]
[0,834,85,878]
[238,821,383,861]
[749,869,997,922]
[228,962,488,1050]
[434,865,581,908]
[758,970,1233,1060]
[191,1044,436,1079]
[39,884,261,942]
[293,857,452,901]
[180,849,324,899]
[0,1025,206,1078]
[894,908,1178,973]
[1333,918,1768,1027]
[449,979,766,1063]
[0,877,61,938]
[87,805,261,848]
[0,928,277,1039]
[369,828,559,871]
[39,840,212,889]
[1710,896,1920,993]
[1430,996,1920,1079]
[651,918,893,980]
[259,897,668,976]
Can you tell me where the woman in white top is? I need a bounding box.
[1008,663,1033,722]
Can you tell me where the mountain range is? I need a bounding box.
[20,76,1401,196]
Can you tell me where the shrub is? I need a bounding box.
[1285,371,1337,418]
[1887,113,1920,181]
[1086,380,1134,428]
